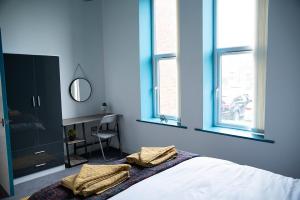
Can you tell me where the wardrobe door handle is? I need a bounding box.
[37,96,41,107]
[34,150,45,155]
[35,163,47,168]
[32,96,36,108]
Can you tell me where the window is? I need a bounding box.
[214,0,268,132]
[152,0,179,120]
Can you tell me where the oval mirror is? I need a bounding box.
[69,78,92,102]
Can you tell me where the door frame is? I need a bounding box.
[0,29,14,196]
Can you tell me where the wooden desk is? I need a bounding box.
[63,114,110,126]
[62,113,115,167]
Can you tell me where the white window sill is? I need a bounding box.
[195,126,274,143]
[137,118,187,129]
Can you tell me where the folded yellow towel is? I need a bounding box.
[126,146,177,167]
[61,164,130,197]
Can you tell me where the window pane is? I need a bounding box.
[217,0,256,48]
[158,58,178,117]
[219,52,255,128]
[154,0,178,54]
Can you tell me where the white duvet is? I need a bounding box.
[110,157,300,200]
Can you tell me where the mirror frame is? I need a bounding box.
[69,77,92,102]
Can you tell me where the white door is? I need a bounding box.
[0,30,14,196]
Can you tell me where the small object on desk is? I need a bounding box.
[101,102,107,111]
[101,102,109,113]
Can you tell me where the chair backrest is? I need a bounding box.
[99,114,118,130]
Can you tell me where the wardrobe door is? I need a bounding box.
[4,54,38,151]
[34,56,63,145]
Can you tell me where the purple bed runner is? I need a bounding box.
[29,150,198,200]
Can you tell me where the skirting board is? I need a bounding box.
[14,165,65,185]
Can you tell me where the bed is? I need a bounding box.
[28,150,300,200]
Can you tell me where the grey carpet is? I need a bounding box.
[4,148,125,200]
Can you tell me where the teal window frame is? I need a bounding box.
[0,29,14,195]
[151,0,179,121]
[153,54,178,121]
[139,0,154,120]
[214,47,255,132]
[212,0,261,133]
[201,0,273,142]
[202,0,215,130]
[139,0,180,124]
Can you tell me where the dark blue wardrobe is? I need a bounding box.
[3,54,64,178]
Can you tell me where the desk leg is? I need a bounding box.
[73,125,77,155]
[116,122,122,155]
[82,123,88,158]
[64,126,71,167]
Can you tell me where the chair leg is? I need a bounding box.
[92,139,98,156]
[98,137,106,160]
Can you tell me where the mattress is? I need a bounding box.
[110,157,300,200]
